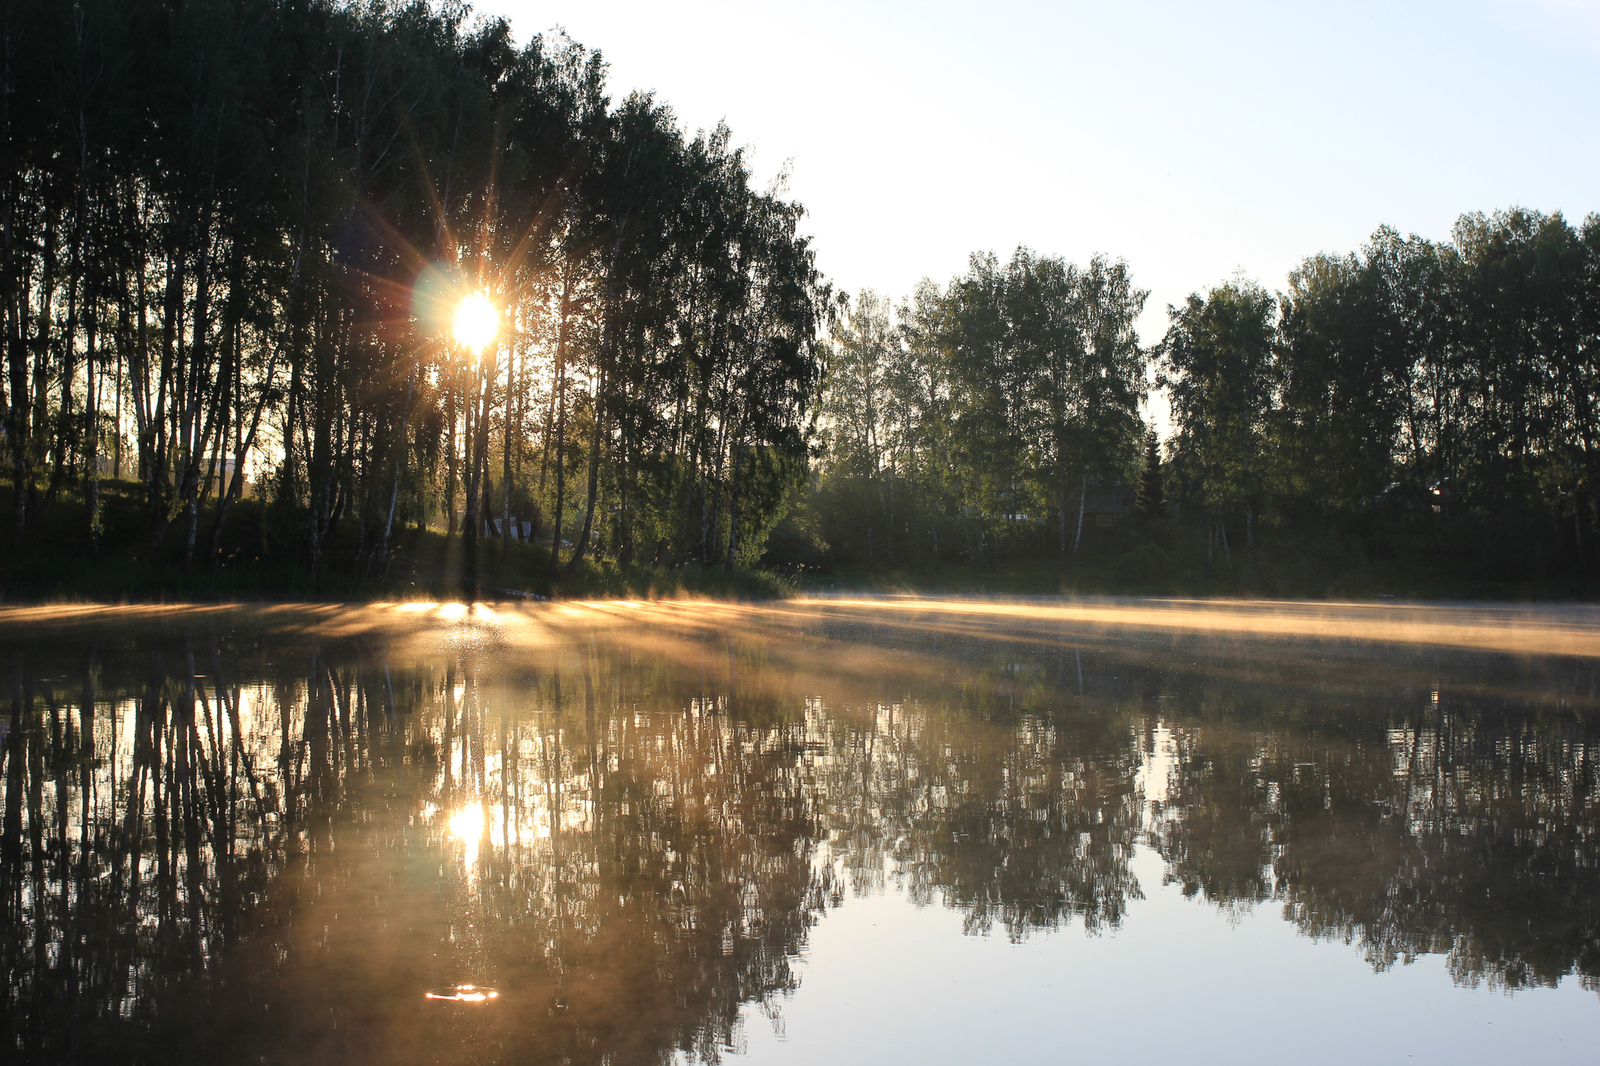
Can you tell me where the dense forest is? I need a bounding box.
[4,0,1597,597]
[3,0,825,590]
[808,211,1600,593]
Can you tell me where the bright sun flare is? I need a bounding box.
[448,802,485,841]
[453,293,498,353]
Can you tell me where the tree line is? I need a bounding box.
[6,2,1597,594]
[2,0,825,580]
[815,250,1146,569]
[810,210,1600,588]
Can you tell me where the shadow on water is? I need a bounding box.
[2,598,1599,1063]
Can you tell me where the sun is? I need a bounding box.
[453,293,499,354]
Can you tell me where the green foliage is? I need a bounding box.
[806,250,1151,572]
[0,478,795,602]
[789,209,1600,599]
[7,0,1595,601]
[1154,209,1600,586]
[3,0,826,592]
[1158,278,1276,546]
[1108,542,1177,589]
[1135,430,1164,522]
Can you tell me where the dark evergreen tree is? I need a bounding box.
[1136,430,1164,522]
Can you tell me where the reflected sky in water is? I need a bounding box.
[2,598,1599,1064]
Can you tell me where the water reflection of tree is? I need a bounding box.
[785,619,1600,985]
[2,651,287,1060]
[1,645,835,1064]
[1147,661,1600,991]
[804,685,1145,940]
[5,619,1600,1062]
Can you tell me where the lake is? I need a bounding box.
[3,597,1598,1064]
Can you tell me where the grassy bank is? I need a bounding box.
[793,533,1600,602]
[0,480,792,603]
[4,480,1593,604]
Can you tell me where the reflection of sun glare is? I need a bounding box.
[426,984,500,1003]
[453,293,498,353]
[448,802,485,841]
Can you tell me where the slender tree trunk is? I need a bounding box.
[1057,453,1068,562]
[1,39,29,550]
[464,352,492,597]
[177,220,220,569]
[546,267,574,573]
[148,243,184,552]
[182,233,234,571]
[566,371,604,573]
[130,231,152,486]
[35,215,65,524]
[210,327,284,566]
[307,302,341,572]
[463,363,478,535]
[723,441,742,571]
[514,339,526,540]
[501,342,513,557]
[1072,468,1088,556]
[535,356,558,537]
[112,309,123,480]
[886,459,896,566]
[619,415,636,565]
[7,260,31,552]
[549,356,567,575]
[380,363,416,566]
[445,375,458,535]
[281,338,300,506]
[86,303,100,554]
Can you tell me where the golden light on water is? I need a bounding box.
[4,597,1599,661]
[453,293,498,354]
[426,984,500,1003]
[448,802,485,841]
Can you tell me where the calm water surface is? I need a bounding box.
[2,598,1598,1064]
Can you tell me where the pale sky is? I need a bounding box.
[481,0,1600,398]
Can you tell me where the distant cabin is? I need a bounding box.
[1003,479,1131,530]
[1083,479,1129,528]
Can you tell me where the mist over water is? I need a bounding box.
[3,599,1599,1064]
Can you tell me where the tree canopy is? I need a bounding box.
[806,211,1600,592]
[2,0,827,581]
[3,0,1596,595]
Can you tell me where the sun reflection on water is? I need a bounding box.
[448,802,485,842]
[425,984,500,1003]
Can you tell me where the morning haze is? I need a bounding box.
[2,1,1598,1063]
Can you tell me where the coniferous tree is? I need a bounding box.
[1136,430,1164,523]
